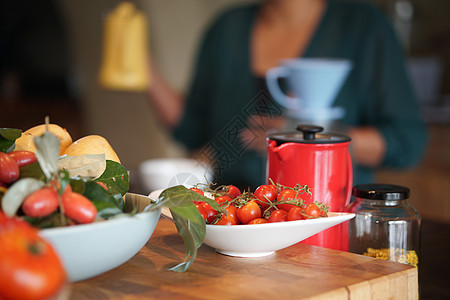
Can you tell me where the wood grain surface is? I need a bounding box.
[71,218,418,299]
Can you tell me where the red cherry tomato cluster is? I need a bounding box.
[191,182,328,226]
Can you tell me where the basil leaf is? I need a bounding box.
[0,128,22,152]
[34,131,60,179]
[96,160,129,196]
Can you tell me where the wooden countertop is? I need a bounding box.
[71,218,418,299]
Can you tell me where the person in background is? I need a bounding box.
[147,0,428,190]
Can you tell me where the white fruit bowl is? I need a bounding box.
[39,193,161,282]
[150,190,354,257]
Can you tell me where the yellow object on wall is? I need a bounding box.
[98,2,150,91]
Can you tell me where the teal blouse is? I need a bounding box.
[173,0,428,189]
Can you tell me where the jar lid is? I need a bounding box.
[267,124,351,144]
[352,184,410,200]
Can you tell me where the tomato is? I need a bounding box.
[199,202,217,223]
[7,151,37,168]
[195,203,208,222]
[254,184,277,209]
[224,185,241,199]
[248,218,268,225]
[190,187,204,196]
[276,189,302,212]
[268,209,288,223]
[237,200,261,224]
[22,187,59,218]
[0,212,66,300]
[304,203,322,219]
[0,152,19,184]
[215,195,232,207]
[215,205,239,225]
[62,191,97,224]
[287,206,305,221]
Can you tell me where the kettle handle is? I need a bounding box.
[345,151,353,207]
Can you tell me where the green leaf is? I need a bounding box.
[81,181,124,218]
[1,178,45,216]
[58,154,106,179]
[0,128,22,152]
[18,161,46,181]
[146,185,209,272]
[96,160,129,196]
[34,131,60,179]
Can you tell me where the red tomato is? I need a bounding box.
[200,202,217,223]
[62,192,97,224]
[215,206,239,225]
[276,189,302,212]
[287,206,305,221]
[254,184,277,209]
[22,187,59,218]
[195,203,208,222]
[215,195,232,207]
[237,200,261,224]
[248,218,268,225]
[7,151,37,168]
[224,185,241,199]
[0,152,19,184]
[0,212,66,300]
[268,209,288,223]
[190,187,204,196]
[304,203,322,219]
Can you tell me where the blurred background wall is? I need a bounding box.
[1,0,449,221]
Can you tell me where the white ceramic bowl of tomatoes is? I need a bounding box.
[152,184,355,257]
[39,193,161,282]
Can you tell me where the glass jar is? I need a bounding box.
[348,184,420,268]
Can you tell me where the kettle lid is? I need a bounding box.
[267,124,351,144]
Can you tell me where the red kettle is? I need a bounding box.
[266,124,352,250]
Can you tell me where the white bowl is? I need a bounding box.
[203,212,354,257]
[39,193,161,282]
[150,190,354,257]
[139,158,213,193]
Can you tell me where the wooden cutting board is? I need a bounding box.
[71,218,418,299]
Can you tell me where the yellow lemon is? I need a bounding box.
[63,135,120,164]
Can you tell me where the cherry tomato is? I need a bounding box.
[62,191,97,224]
[215,195,232,207]
[22,187,59,217]
[224,185,241,199]
[7,150,37,168]
[190,187,204,196]
[0,212,66,300]
[254,184,277,209]
[248,218,268,225]
[0,152,19,184]
[268,209,288,223]
[287,206,305,221]
[200,202,217,223]
[215,205,239,225]
[276,189,302,212]
[304,203,322,218]
[237,200,261,224]
[195,203,208,222]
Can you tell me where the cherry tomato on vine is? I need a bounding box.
[200,202,217,223]
[248,218,268,225]
[215,195,232,207]
[224,185,241,199]
[287,206,305,221]
[304,203,322,218]
[254,184,277,209]
[0,213,66,300]
[190,187,204,196]
[215,205,239,225]
[268,209,288,223]
[276,189,302,212]
[22,187,59,218]
[237,200,261,224]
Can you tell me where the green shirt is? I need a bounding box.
[173,0,428,190]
